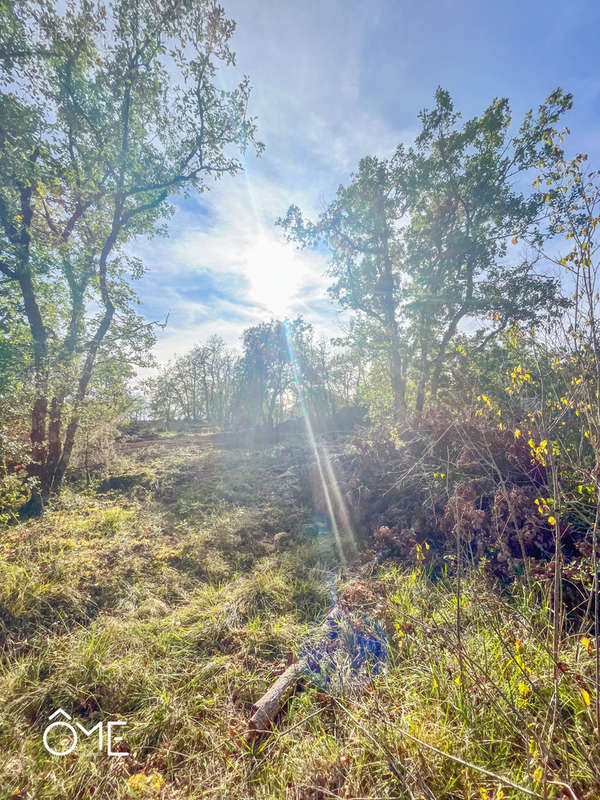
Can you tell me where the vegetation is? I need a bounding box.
[1,438,599,799]
[147,322,364,432]
[0,0,260,503]
[279,88,571,414]
[1,1,600,798]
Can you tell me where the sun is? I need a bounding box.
[243,232,313,315]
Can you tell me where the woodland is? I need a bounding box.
[1,2,600,799]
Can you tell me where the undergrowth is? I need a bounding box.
[0,438,598,799]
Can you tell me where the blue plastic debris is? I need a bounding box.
[300,607,388,694]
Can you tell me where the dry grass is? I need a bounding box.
[0,439,598,799]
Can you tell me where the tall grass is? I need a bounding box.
[0,440,598,798]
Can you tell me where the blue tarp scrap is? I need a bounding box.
[300,608,389,692]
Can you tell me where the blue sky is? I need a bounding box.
[135,0,600,365]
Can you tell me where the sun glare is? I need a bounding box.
[243,233,313,315]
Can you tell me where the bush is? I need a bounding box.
[0,422,36,524]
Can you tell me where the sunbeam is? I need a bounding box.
[283,320,358,564]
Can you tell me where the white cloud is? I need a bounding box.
[133,169,347,367]
[132,0,412,368]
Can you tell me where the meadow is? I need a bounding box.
[1,433,598,800]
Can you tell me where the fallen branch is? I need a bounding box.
[248,606,339,736]
[248,660,306,734]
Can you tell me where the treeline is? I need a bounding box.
[2,0,600,520]
[146,320,365,431]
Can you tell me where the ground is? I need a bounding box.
[0,435,597,799]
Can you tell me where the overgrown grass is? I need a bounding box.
[0,439,598,799]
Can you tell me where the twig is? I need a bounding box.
[331,698,405,785]
[296,787,393,800]
[383,423,455,496]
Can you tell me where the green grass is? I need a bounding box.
[0,440,598,799]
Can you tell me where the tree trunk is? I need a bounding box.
[53,300,115,488]
[378,211,406,418]
[414,308,430,414]
[415,378,426,415]
[18,260,50,508]
[390,343,406,416]
[382,270,406,417]
[43,395,64,495]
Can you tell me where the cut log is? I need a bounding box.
[248,660,305,734]
[248,606,340,736]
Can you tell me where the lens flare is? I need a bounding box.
[283,320,358,563]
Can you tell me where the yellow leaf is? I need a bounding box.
[511,236,518,244]
[581,636,591,650]
[533,767,543,783]
[518,681,531,698]
[514,428,521,439]
[528,739,537,756]
[126,773,164,797]
[547,516,556,526]
[581,688,591,707]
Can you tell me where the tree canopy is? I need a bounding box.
[0,0,261,503]
[280,87,572,413]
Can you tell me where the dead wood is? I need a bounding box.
[248,606,340,736]
[248,660,306,734]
